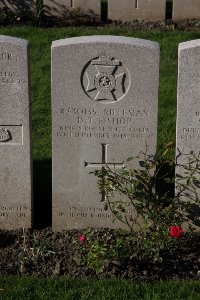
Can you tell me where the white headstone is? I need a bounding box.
[43,0,72,17]
[43,0,100,19]
[173,0,200,20]
[52,36,159,231]
[108,0,166,21]
[0,36,32,229]
[73,0,100,18]
[176,40,200,227]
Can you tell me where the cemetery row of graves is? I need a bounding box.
[0,33,200,232]
[1,0,200,23]
[0,27,200,280]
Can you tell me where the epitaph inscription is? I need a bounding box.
[52,36,159,231]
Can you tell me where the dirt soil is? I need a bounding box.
[105,19,200,32]
[1,228,200,280]
[2,11,200,32]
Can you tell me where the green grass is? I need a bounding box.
[1,26,200,160]
[0,277,200,300]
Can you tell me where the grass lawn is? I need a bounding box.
[0,277,200,300]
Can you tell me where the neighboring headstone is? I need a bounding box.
[0,36,32,229]
[0,0,36,17]
[173,0,200,20]
[43,0,72,17]
[176,40,200,227]
[44,0,100,19]
[52,35,159,231]
[73,0,100,19]
[108,0,166,21]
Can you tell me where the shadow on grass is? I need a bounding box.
[33,159,52,229]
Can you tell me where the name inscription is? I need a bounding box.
[57,106,154,140]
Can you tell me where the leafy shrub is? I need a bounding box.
[77,143,200,272]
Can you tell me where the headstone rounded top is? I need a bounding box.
[179,39,200,52]
[52,35,159,51]
[51,34,160,231]
[0,35,28,47]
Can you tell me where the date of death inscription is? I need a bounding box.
[0,206,29,218]
[58,206,135,220]
[56,107,154,140]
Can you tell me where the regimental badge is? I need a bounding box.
[0,127,11,142]
[81,53,131,103]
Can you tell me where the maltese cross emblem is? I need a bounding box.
[81,54,130,103]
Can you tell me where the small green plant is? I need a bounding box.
[35,0,44,26]
[78,144,200,272]
[78,233,108,273]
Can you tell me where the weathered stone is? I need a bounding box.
[73,0,100,18]
[43,0,72,17]
[173,0,200,20]
[0,0,36,16]
[52,35,159,231]
[108,0,166,21]
[43,0,100,19]
[176,40,200,228]
[0,36,32,229]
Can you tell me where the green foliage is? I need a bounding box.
[80,239,107,273]
[95,144,185,229]
[78,144,200,272]
[35,0,44,26]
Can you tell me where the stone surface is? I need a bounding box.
[43,0,100,18]
[52,35,159,231]
[108,0,166,21]
[173,0,200,20]
[0,36,32,229]
[73,0,100,18]
[0,0,36,16]
[43,0,72,17]
[176,40,200,228]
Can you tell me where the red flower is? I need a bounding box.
[79,235,87,242]
[169,226,183,238]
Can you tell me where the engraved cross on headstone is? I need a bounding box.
[85,143,124,201]
[135,0,139,9]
